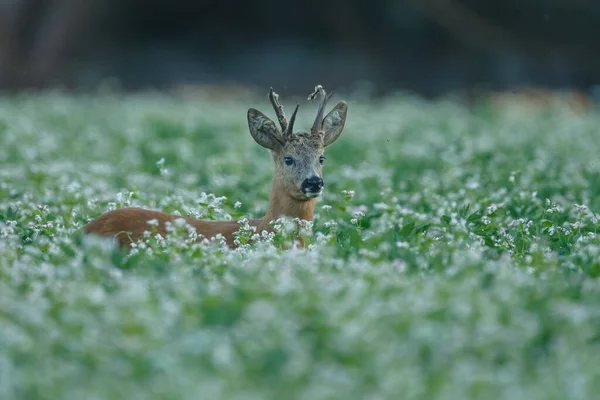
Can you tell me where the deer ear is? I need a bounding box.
[322,101,347,147]
[247,108,283,150]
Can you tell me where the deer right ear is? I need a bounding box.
[247,108,283,150]
[322,101,348,147]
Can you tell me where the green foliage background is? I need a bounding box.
[1,91,600,399]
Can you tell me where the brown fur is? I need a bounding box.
[84,86,347,250]
[83,206,302,249]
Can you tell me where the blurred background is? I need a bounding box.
[0,0,599,98]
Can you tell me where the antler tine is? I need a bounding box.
[286,104,299,137]
[309,85,330,135]
[268,87,288,133]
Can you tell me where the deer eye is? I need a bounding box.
[284,156,294,166]
[319,156,326,165]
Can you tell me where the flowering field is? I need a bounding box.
[1,90,600,399]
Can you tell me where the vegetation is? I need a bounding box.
[1,90,600,399]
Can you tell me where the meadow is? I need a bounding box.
[1,88,600,399]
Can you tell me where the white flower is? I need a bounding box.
[352,210,365,219]
[373,202,389,211]
[174,218,187,227]
[341,189,355,199]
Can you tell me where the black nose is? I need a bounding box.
[301,176,324,193]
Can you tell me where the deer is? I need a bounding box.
[83,85,348,249]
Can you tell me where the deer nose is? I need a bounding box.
[302,176,323,193]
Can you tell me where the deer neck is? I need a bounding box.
[258,176,316,232]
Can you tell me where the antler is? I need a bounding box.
[287,104,299,137]
[308,85,333,136]
[268,87,299,139]
[268,87,287,131]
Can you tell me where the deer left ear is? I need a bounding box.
[322,101,348,147]
[247,108,284,150]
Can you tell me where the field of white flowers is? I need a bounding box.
[1,89,600,399]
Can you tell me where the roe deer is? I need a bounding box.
[84,85,348,248]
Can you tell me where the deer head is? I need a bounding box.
[247,85,348,201]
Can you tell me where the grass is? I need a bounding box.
[1,89,600,399]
